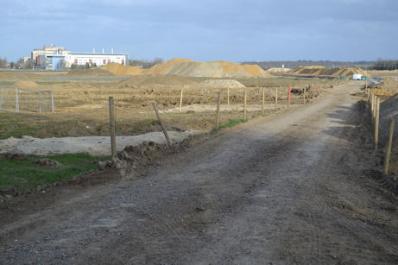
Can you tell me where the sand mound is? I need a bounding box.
[14,80,39,89]
[118,75,200,88]
[267,67,291,74]
[104,63,144,76]
[201,79,245,88]
[99,59,270,78]
[67,68,114,76]
[147,59,270,78]
[291,66,366,77]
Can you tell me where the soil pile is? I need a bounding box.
[104,63,144,76]
[67,68,114,77]
[147,59,270,78]
[118,75,200,88]
[200,79,245,88]
[291,66,366,77]
[100,59,269,78]
[267,68,291,74]
[14,80,39,89]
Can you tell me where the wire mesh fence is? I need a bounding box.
[0,88,54,113]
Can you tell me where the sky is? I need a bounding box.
[1,0,397,62]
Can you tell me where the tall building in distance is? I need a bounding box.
[31,45,127,70]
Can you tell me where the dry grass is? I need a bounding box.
[0,71,340,138]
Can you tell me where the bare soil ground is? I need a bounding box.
[0,71,337,138]
[0,82,397,264]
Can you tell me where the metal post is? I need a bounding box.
[108,97,117,158]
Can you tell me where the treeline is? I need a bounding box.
[128,58,163,69]
[371,60,398,70]
[0,57,33,69]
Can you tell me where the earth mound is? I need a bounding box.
[14,80,39,89]
[200,79,245,88]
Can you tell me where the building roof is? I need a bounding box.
[69,52,127,56]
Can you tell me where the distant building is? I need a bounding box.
[31,44,127,70]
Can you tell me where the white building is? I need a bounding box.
[64,53,127,68]
[31,45,127,70]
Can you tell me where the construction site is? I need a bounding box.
[0,57,397,264]
[1,0,398,262]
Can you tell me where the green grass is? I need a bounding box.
[0,153,103,193]
[219,118,247,129]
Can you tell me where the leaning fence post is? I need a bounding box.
[152,102,171,147]
[108,97,117,158]
[262,87,265,115]
[374,96,380,149]
[51,91,55,113]
[243,88,247,120]
[384,118,395,175]
[15,88,20,112]
[215,91,221,129]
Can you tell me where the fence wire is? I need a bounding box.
[0,88,54,113]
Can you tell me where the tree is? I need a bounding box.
[0,58,8,68]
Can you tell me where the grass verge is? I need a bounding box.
[0,153,103,194]
[219,118,247,129]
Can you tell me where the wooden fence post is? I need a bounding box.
[374,96,380,149]
[287,85,291,107]
[275,87,278,107]
[262,87,265,115]
[179,87,184,112]
[244,88,247,120]
[227,87,230,106]
[108,97,117,158]
[152,102,171,147]
[215,91,221,129]
[15,88,20,112]
[303,88,306,104]
[384,118,395,175]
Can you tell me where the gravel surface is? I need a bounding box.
[0,82,397,264]
[0,131,197,156]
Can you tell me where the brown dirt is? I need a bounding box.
[291,66,366,77]
[102,58,270,78]
[14,80,39,89]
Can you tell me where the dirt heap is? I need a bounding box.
[291,66,366,77]
[147,59,270,78]
[14,80,39,89]
[118,75,200,88]
[267,67,291,74]
[200,79,245,88]
[67,68,114,76]
[104,63,144,76]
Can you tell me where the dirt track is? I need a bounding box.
[1,82,397,264]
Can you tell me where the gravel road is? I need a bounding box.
[1,82,397,265]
